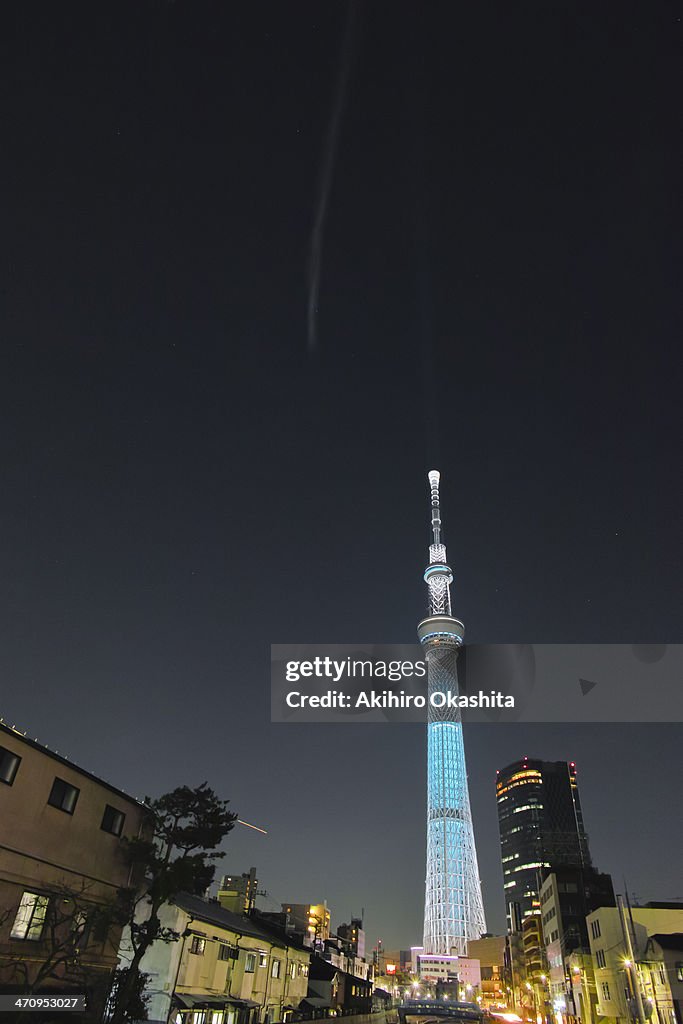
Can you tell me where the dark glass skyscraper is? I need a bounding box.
[496,757,591,926]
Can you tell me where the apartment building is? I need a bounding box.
[134,893,311,1024]
[0,722,147,1020]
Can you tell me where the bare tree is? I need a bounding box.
[0,880,127,1022]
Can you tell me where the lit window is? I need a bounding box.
[189,935,206,955]
[47,777,80,814]
[101,804,126,837]
[676,963,683,983]
[245,953,256,973]
[11,892,50,940]
[272,959,281,978]
[0,746,21,786]
[290,962,297,979]
[258,951,268,968]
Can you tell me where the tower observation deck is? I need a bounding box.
[419,470,486,955]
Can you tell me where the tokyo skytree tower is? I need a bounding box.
[418,470,486,955]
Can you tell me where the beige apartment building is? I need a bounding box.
[0,721,148,1020]
[133,893,311,1024]
[585,903,683,1024]
[638,933,683,1024]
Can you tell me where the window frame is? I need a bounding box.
[101,804,126,837]
[0,746,21,786]
[244,952,256,973]
[189,935,206,956]
[47,777,80,815]
[10,891,50,941]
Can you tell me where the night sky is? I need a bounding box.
[2,3,681,950]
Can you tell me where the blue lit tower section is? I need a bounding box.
[418,470,486,955]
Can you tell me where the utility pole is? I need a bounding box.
[617,894,647,1024]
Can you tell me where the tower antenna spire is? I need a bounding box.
[424,470,452,616]
[428,469,442,547]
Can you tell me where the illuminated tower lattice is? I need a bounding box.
[418,470,486,955]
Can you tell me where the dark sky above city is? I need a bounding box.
[2,3,681,950]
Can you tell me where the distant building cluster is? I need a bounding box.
[493,756,683,1024]
[380,755,682,1024]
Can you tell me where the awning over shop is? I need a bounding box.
[174,994,246,1011]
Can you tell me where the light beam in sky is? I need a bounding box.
[237,819,268,834]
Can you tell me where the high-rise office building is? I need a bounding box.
[420,471,486,955]
[496,757,591,926]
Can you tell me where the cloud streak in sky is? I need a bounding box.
[307,3,358,353]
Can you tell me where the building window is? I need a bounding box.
[101,804,126,836]
[272,960,281,979]
[290,962,297,979]
[10,892,50,940]
[0,746,21,786]
[676,963,683,983]
[189,935,206,955]
[601,982,610,1001]
[591,920,601,939]
[47,777,80,814]
[259,952,268,968]
[245,953,256,973]
[596,950,606,968]
[218,943,232,961]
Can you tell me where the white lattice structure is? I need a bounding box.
[417,470,486,955]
